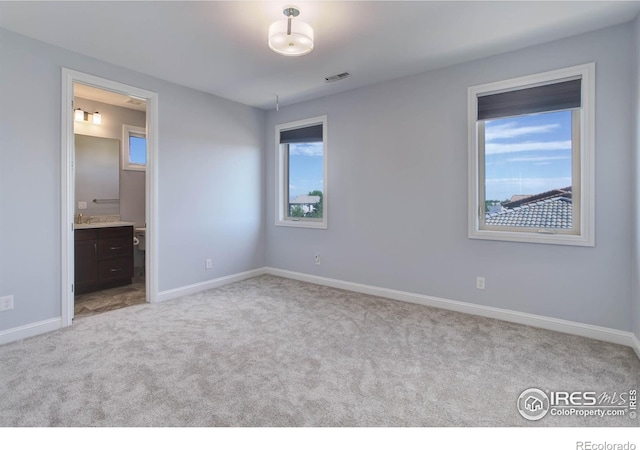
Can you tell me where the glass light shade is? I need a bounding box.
[74,109,84,121]
[92,112,102,125]
[268,18,314,56]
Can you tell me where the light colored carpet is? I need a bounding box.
[0,275,638,427]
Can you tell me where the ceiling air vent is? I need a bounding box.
[324,72,350,83]
[126,97,146,106]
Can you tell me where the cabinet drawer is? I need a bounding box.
[98,226,133,239]
[98,237,133,259]
[75,229,98,241]
[98,258,133,283]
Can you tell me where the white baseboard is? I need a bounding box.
[266,267,638,350]
[156,267,267,303]
[0,317,62,346]
[0,268,267,346]
[3,267,637,359]
[632,333,640,360]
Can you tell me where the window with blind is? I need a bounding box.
[468,64,595,246]
[275,116,327,228]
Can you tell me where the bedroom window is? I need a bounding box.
[468,63,595,246]
[122,124,147,171]
[275,116,327,229]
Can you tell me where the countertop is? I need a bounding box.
[74,221,136,230]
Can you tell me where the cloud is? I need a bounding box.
[289,142,323,157]
[485,177,572,199]
[484,120,570,155]
[486,140,571,155]
[485,177,571,185]
[485,122,559,142]
[505,155,571,163]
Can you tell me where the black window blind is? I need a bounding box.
[478,79,581,120]
[280,124,323,144]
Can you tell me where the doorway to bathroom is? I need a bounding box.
[73,84,147,318]
[61,69,158,326]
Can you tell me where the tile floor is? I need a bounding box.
[74,275,146,319]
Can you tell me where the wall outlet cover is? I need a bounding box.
[0,295,14,312]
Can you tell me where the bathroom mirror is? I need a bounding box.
[75,134,120,216]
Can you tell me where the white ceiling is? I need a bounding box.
[74,83,147,111]
[1,1,639,110]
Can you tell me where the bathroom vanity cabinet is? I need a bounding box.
[74,226,134,294]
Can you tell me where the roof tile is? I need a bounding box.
[485,197,572,229]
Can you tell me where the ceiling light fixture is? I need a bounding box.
[268,7,314,56]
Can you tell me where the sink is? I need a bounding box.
[75,221,135,230]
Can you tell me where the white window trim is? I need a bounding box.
[122,124,147,171]
[275,115,328,229]
[467,63,595,246]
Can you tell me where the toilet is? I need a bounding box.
[134,227,146,251]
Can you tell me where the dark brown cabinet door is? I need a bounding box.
[75,239,98,294]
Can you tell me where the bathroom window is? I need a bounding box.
[122,124,147,171]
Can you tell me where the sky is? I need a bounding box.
[129,135,147,165]
[484,110,572,202]
[288,142,323,200]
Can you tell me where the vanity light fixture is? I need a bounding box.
[268,7,314,56]
[74,108,102,125]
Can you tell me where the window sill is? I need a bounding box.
[123,165,146,172]
[276,219,327,229]
[469,228,594,247]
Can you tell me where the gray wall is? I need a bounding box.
[1,20,638,338]
[0,27,265,331]
[633,16,640,344]
[265,23,635,331]
[73,97,146,224]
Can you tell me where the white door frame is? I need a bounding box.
[61,68,159,326]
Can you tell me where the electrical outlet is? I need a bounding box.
[205,259,212,270]
[0,295,14,312]
[314,255,321,265]
[476,276,485,290]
